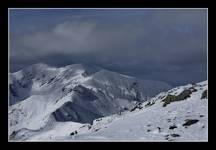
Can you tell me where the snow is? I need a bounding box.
[9,63,208,142]
[71,81,207,141]
[27,122,84,141]
[9,78,207,141]
[9,63,171,125]
[12,70,24,81]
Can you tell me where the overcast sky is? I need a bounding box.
[9,9,207,86]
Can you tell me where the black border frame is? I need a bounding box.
[1,0,215,147]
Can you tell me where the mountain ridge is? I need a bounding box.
[9,63,171,135]
[9,80,208,141]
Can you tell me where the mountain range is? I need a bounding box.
[9,63,207,141]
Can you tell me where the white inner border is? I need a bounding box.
[8,8,208,142]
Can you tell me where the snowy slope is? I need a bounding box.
[9,80,207,141]
[9,63,171,139]
[72,81,208,142]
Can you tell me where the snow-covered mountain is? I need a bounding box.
[9,80,208,141]
[9,63,171,139]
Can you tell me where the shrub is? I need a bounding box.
[182,119,199,126]
[130,102,143,111]
[163,89,192,107]
[169,125,177,130]
[171,134,180,137]
[201,90,207,99]
[162,94,177,107]
[10,84,18,97]
[130,107,136,112]
[177,89,192,100]
[9,131,17,139]
[70,130,78,135]
[47,77,55,84]
[94,129,100,132]
[145,101,155,107]
[189,87,197,92]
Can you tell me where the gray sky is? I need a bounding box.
[9,9,207,86]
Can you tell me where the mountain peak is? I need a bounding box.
[63,63,100,70]
[61,63,102,75]
[30,63,52,69]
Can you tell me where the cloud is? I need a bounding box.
[53,21,96,44]
[14,20,96,55]
[9,9,207,86]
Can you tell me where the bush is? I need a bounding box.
[171,134,180,137]
[130,102,143,111]
[162,94,177,107]
[169,125,177,130]
[10,84,18,97]
[9,131,17,139]
[145,101,155,107]
[177,89,192,100]
[201,90,207,99]
[70,130,78,135]
[163,89,192,107]
[130,107,136,112]
[47,77,55,84]
[189,87,197,92]
[182,119,199,126]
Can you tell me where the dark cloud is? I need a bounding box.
[9,9,207,86]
